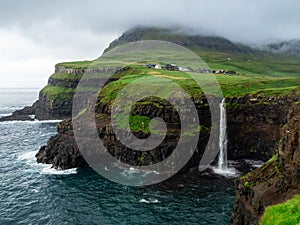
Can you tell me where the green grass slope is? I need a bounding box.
[43,27,300,107]
[98,66,300,100]
[260,195,300,225]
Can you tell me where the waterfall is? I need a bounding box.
[218,98,228,170]
[211,98,237,177]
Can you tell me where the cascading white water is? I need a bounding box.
[211,98,237,177]
[218,98,228,170]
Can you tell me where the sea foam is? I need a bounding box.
[40,166,78,175]
[139,199,160,204]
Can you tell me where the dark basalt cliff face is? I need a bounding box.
[36,95,293,170]
[32,65,84,120]
[37,124,87,169]
[231,102,300,225]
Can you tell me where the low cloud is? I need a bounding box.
[0,0,299,87]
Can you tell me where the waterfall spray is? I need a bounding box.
[211,98,237,177]
[218,98,228,170]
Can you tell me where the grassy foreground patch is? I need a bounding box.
[260,195,300,225]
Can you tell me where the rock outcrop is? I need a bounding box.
[0,101,38,122]
[231,102,300,225]
[36,119,88,169]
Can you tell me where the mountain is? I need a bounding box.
[104,27,255,54]
[106,27,300,58]
[263,40,300,56]
[103,27,300,78]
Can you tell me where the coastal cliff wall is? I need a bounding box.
[34,65,85,120]
[231,102,300,225]
[0,64,122,121]
[0,64,84,121]
[36,95,292,170]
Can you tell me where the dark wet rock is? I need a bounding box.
[34,91,73,120]
[0,102,38,121]
[0,114,34,122]
[231,103,300,225]
[226,96,292,161]
[36,132,87,170]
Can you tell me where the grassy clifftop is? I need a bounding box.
[98,65,300,100]
[56,60,93,69]
[41,61,300,109]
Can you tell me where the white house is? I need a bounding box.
[154,64,162,69]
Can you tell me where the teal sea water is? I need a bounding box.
[0,88,238,225]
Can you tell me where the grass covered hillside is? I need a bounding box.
[103,27,300,77]
[47,61,300,103]
[39,27,300,119]
[41,59,300,114]
[97,65,300,100]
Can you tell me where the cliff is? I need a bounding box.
[33,58,299,171]
[36,94,293,170]
[231,102,300,225]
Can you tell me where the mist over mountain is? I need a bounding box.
[104,27,255,54]
[104,27,300,58]
[2,1,300,87]
[262,40,300,56]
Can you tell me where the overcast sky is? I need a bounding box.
[1,0,300,88]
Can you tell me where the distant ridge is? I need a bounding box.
[262,40,300,56]
[104,27,255,54]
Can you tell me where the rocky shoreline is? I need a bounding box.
[0,103,37,122]
[28,71,299,225]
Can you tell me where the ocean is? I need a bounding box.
[0,88,237,225]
